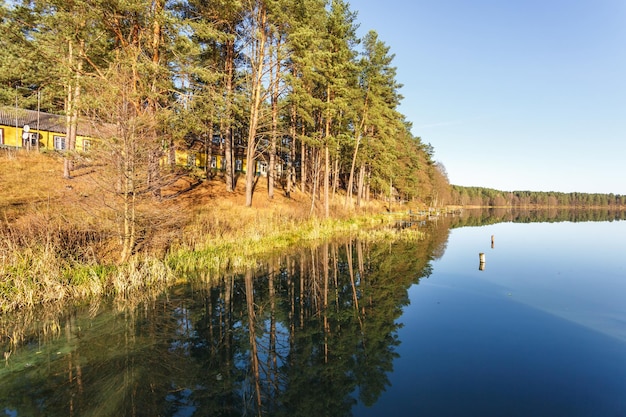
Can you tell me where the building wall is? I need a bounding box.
[174,149,251,173]
[1,118,276,177]
[0,123,91,152]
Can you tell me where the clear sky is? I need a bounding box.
[352,0,626,194]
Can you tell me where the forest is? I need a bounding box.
[0,0,448,218]
[449,186,625,208]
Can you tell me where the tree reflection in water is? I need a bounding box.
[0,221,451,416]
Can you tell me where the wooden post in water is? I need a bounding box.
[479,252,486,270]
[491,235,495,249]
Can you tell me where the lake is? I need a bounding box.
[1,210,626,416]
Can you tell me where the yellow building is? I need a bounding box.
[0,107,94,152]
[177,136,253,174]
[1,106,277,176]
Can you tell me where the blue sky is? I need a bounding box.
[353,0,626,194]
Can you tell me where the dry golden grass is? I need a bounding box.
[0,148,408,312]
[0,150,64,210]
[0,149,104,223]
[0,148,388,235]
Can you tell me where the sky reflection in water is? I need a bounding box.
[355,220,626,417]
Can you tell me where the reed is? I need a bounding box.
[167,212,418,279]
[110,256,175,297]
[0,243,108,313]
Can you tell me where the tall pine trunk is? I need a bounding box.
[345,88,369,208]
[64,39,81,179]
[323,85,331,218]
[324,143,329,217]
[268,33,280,199]
[332,154,339,199]
[309,148,320,216]
[345,127,363,208]
[224,38,235,192]
[300,131,307,193]
[245,2,267,207]
[357,161,365,208]
[287,103,297,197]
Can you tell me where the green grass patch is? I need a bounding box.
[168,213,423,278]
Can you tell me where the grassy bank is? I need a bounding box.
[0,149,423,313]
[168,213,425,280]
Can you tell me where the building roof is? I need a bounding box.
[0,107,104,137]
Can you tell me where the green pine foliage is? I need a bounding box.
[0,0,447,211]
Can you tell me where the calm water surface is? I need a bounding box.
[1,213,626,416]
[354,220,626,417]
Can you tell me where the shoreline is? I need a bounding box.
[0,204,423,314]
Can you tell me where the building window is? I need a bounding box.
[187,153,196,167]
[235,159,242,171]
[0,128,3,145]
[210,156,216,168]
[82,139,91,152]
[23,133,38,148]
[53,135,66,150]
[258,161,267,176]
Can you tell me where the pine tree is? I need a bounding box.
[180,0,244,191]
[318,0,359,217]
[242,0,270,207]
[284,0,328,198]
[346,30,402,208]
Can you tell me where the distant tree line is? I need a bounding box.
[450,186,625,208]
